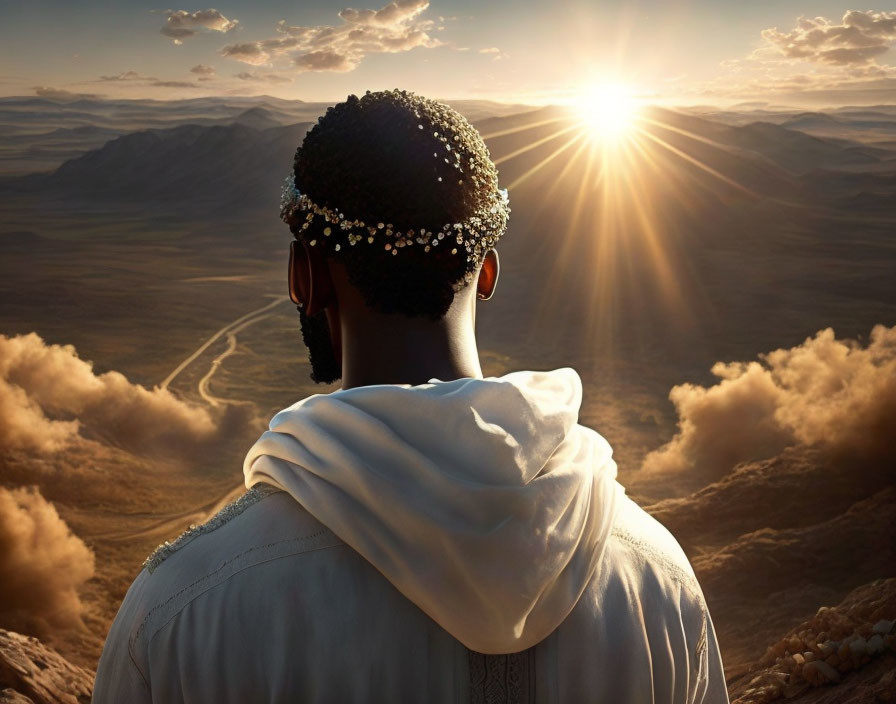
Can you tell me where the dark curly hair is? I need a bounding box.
[284,89,509,319]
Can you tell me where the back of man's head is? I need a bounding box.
[282,89,510,320]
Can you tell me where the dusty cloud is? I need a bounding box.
[0,332,245,458]
[220,0,442,72]
[762,10,896,66]
[161,8,239,45]
[0,486,94,635]
[642,325,896,481]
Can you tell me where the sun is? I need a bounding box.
[575,83,639,142]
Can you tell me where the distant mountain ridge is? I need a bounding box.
[0,95,535,176]
[17,121,312,210]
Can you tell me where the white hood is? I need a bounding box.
[243,368,624,654]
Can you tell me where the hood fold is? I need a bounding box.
[244,367,624,654]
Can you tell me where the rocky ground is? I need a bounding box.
[727,578,896,703]
[0,630,92,703]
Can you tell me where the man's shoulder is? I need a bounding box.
[124,485,345,645]
[574,494,711,670]
[606,494,703,596]
[144,483,342,576]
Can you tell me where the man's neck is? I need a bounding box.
[339,309,483,390]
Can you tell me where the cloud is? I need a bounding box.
[99,70,155,82]
[221,42,271,66]
[0,486,94,635]
[151,80,197,88]
[294,49,356,72]
[190,64,215,81]
[694,10,896,103]
[0,332,246,459]
[477,46,507,60]
[338,0,428,25]
[220,0,442,72]
[235,71,292,83]
[161,8,239,44]
[642,325,896,481]
[95,71,204,89]
[762,10,896,66]
[32,86,103,100]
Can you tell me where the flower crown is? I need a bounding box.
[280,177,509,286]
[279,89,510,289]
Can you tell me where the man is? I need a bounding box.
[94,89,729,703]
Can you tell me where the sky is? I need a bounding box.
[1,0,895,106]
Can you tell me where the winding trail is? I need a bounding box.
[101,296,290,544]
[160,295,289,392]
[197,311,276,406]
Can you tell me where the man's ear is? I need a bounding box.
[288,240,336,316]
[476,248,500,301]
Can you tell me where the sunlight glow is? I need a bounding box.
[481,90,761,355]
[575,83,639,142]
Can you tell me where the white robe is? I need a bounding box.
[94,368,729,703]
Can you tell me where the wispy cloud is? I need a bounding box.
[96,70,204,89]
[161,8,239,45]
[235,71,292,84]
[32,86,104,100]
[99,70,153,82]
[220,0,442,72]
[190,64,216,81]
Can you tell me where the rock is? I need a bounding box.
[849,636,868,660]
[727,576,896,702]
[802,659,842,686]
[0,630,92,704]
[1,689,35,703]
[872,619,894,635]
[818,640,836,657]
[867,634,885,655]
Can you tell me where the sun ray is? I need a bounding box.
[540,136,594,202]
[638,114,735,151]
[531,131,601,328]
[505,131,588,191]
[633,125,756,195]
[480,114,569,141]
[492,122,583,166]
